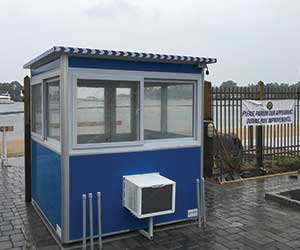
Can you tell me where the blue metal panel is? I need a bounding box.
[32,140,61,230]
[69,147,201,241]
[69,56,202,74]
[31,58,60,76]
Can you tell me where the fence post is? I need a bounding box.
[24,76,32,203]
[203,81,213,178]
[256,81,264,170]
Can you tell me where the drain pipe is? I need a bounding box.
[89,193,94,250]
[201,177,206,226]
[196,179,201,228]
[82,194,87,250]
[97,192,102,250]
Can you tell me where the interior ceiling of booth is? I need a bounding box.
[1,0,300,85]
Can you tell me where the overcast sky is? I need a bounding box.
[1,0,299,86]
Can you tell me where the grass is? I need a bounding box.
[273,157,300,169]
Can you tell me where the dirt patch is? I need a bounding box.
[213,157,300,181]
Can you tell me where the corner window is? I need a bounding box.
[31,84,42,135]
[45,78,60,141]
[76,79,140,144]
[144,80,194,140]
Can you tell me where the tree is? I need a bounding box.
[0,81,23,102]
[220,80,238,88]
[265,82,289,88]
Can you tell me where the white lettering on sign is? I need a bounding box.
[242,100,295,126]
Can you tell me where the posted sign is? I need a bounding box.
[242,100,295,126]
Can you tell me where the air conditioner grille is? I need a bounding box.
[142,185,173,214]
[123,173,176,218]
[124,179,139,214]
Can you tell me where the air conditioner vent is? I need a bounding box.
[123,173,176,218]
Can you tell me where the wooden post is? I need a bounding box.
[204,81,212,121]
[24,76,32,202]
[256,81,264,170]
[203,81,213,178]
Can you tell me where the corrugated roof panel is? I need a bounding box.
[23,46,217,69]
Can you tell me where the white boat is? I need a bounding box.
[0,93,14,104]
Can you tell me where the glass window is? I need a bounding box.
[116,88,131,134]
[144,86,161,133]
[144,81,194,140]
[113,86,139,142]
[77,80,105,144]
[46,78,60,141]
[76,79,140,144]
[31,84,42,135]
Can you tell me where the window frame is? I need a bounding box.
[69,68,202,152]
[31,81,44,141]
[75,79,140,145]
[44,76,61,144]
[144,79,197,142]
[71,71,144,149]
[30,69,61,153]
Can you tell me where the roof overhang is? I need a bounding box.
[23,46,217,69]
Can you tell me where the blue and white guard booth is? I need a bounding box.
[23,46,217,245]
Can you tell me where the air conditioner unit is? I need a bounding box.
[123,173,176,219]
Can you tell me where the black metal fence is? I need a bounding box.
[212,84,300,163]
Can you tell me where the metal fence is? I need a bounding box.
[212,84,300,163]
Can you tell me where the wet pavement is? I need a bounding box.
[1,157,300,249]
[0,158,59,250]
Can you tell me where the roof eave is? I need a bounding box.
[23,46,217,69]
[23,47,56,69]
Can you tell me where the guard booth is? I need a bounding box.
[23,46,217,244]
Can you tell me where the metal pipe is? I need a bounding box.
[89,193,94,250]
[3,129,6,165]
[82,194,87,250]
[97,192,102,250]
[196,178,201,228]
[149,217,153,239]
[1,130,4,167]
[139,217,154,240]
[201,177,207,226]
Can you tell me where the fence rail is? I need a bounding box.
[213,86,258,159]
[212,84,300,159]
[206,82,300,180]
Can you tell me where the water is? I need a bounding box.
[0,100,298,154]
[0,102,24,140]
[3,99,297,146]
[2,98,193,143]
[76,98,194,141]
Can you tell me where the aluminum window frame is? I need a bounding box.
[70,70,144,149]
[30,69,61,147]
[69,68,202,154]
[144,79,197,142]
[44,76,61,146]
[30,81,43,141]
[75,79,141,145]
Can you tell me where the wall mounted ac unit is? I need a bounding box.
[123,173,176,218]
